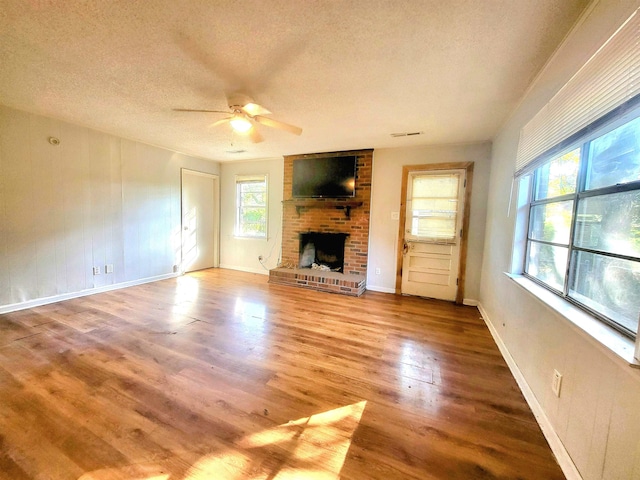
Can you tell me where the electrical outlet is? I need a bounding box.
[391,212,399,220]
[375,267,381,275]
[92,266,101,275]
[552,370,562,397]
[105,264,114,274]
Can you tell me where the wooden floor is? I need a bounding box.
[0,269,564,480]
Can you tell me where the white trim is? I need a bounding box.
[181,168,221,269]
[507,273,639,369]
[219,264,269,276]
[366,285,396,294]
[462,298,478,306]
[0,273,180,315]
[477,303,582,480]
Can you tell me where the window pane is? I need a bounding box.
[534,149,580,200]
[241,182,266,193]
[412,174,459,198]
[411,199,458,240]
[526,242,568,291]
[529,201,573,244]
[241,191,266,206]
[569,250,640,334]
[585,116,640,190]
[411,215,456,240]
[237,178,267,238]
[409,173,460,240]
[574,190,640,258]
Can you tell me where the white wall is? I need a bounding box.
[367,143,491,301]
[479,1,640,479]
[219,158,283,274]
[0,105,220,309]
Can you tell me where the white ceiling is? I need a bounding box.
[0,0,590,162]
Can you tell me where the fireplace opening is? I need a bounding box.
[299,232,349,273]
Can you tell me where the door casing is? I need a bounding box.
[181,168,220,273]
[395,162,474,304]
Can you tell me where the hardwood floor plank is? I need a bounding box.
[0,269,564,479]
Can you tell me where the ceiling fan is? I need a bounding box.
[174,93,302,143]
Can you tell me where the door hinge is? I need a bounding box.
[460,229,462,238]
[456,278,459,286]
[464,179,467,188]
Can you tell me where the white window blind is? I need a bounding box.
[515,7,640,174]
[408,172,460,241]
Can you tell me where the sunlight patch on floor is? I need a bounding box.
[187,401,367,479]
[78,401,366,480]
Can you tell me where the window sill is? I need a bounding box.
[505,273,640,368]
[233,235,268,240]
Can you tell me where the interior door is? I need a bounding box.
[181,169,219,273]
[401,169,466,301]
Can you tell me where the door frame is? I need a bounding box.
[395,162,474,304]
[180,168,220,272]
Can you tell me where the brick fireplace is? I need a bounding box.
[269,149,372,296]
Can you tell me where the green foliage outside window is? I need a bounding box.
[524,114,640,337]
[237,178,267,238]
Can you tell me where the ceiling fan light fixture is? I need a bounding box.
[229,114,252,133]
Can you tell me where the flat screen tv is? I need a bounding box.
[292,156,356,198]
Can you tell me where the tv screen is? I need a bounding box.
[292,156,356,198]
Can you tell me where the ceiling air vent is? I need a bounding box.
[390,131,424,138]
[225,149,247,154]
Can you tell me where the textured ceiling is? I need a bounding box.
[0,0,590,161]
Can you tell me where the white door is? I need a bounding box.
[181,169,219,273]
[401,169,466,301]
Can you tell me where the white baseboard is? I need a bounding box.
[463,298,478,306]
[0,273,180,315]
[477,303,582,480]
[219,264,269,275]
[365,285,396,294]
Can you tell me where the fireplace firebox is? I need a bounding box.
[299,232,349,273]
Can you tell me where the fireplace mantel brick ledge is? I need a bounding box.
[269,149,372,296]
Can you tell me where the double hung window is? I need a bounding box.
[521,113,640,337]
[515,7,640,341]
[235,175,268,238]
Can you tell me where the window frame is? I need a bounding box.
[235,174,268,239]
[517,106,640,339]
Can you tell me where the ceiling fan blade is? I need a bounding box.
[225,93,270,115]
[254,115,302,136]
[209,117,232,127]
[173,108,230,114]
[248,127,264,143]
[242,102,271,116]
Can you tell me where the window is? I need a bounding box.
[235,175,268,238]
[520,112,640,337]
[407,171,462,242]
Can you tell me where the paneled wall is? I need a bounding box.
[0,105,219,309]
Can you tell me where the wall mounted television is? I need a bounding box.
[292,156,356,198]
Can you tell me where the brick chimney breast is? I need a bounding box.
[270,149,373,296]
